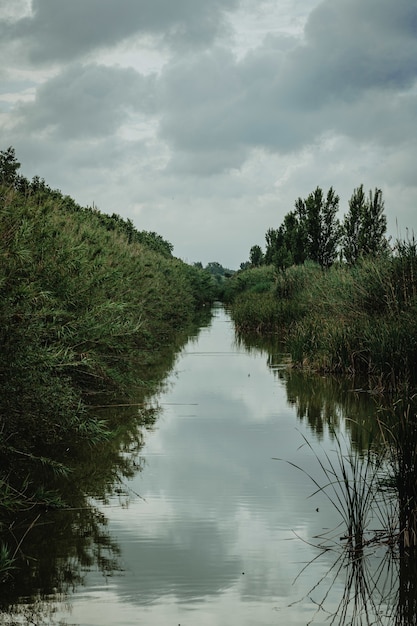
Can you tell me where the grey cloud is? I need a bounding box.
[15,63,156,139]
[5,0,239,63]
[289,0,417,104]
[156,0,417,174]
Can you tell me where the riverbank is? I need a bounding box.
[223,246,417,393]
[0,158,218,575]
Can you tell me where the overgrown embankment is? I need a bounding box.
[0,159,217,528]
[224,246,417,391]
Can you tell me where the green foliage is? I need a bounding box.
[249,244,264,267]
[227,246,417,391]
[250,183,387,274]
[262,186,340,271]
[0,148,216,517]
[231,292,279,332]
[222,265,276,303]
[264,209,306,270]
[222,266,279,331]
[301,186,341,268]
[0,543,15,579]
[0,147,20,186]
[342,185,388,263]
[204,261,234,279]
[286,254,417,388]
[234,181,406,388]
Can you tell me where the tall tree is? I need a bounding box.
[360,188,387,256]
[342,185,365,264]
[342,185,387,263]
[298,186,341,268]
[0,146,21,186]
[249,244,264,267]
[320,187,341,269]
[264,210,307,271]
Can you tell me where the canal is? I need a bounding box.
[2,305,401,625]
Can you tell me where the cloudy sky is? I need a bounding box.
[1,0,416,268]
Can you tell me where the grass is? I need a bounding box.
[0,175,217,526]
[281,401,417,623]
[276,429,393,553]
[226,245,417,392]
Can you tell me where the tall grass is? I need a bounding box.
[227,242,417,391]
[279,430,392,552]
[0,182,215,521]
[378,398,417,551]
[284,401,417,623]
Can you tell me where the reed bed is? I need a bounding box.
[0,181,216,567]
[227,242,417,392]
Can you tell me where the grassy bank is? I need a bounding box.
[0,167,217,545]
[225,243,417,391]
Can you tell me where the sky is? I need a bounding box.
[1,0,416,269]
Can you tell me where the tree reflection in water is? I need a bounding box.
[0,402,161,624]
[238,329,417,625]
[0,312,210,624]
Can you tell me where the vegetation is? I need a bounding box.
[226,184,417,392]
[257,185,388,272]
[230,182,417,593]
[0,147,218,574]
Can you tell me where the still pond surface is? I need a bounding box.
[6,305,400,625]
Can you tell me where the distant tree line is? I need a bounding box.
[246,185,388,271]
[193,261,235,283]
[0,146,174,258]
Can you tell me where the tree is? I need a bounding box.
[0,146,21,186]
[320,187,341,269]
[342,185,387,263]
[249,244,264,267]
[264,228,280,266]
[282,210,307,266]
[263,209,307,271]
[298,186,341,268]
[361,188,387,256]
[342,185,365,264]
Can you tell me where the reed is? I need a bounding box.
[277,429,392,553]
[378,398,417,551]
[0,180,215,518]
[228,245,417,391]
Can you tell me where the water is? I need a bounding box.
[1,305,401,625]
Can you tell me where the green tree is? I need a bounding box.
[361,188,387,256]
[342,185,365,264]
[249,244,264,267]
[320,187,341,268]
[264,208,308,271]
[298,186,340,268]
[342,185,387,263]
[0,146,21,186]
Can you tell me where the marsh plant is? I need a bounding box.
[278,430,395,552]
[379,398,417,551]
[0,149,218,580]
[228,236,417,392]
[286,400,417,624]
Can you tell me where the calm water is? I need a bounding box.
[3,305,402,625]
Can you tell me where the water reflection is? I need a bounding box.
[2,306,415,625]
[235,328,381,449]
[294,536,417,625]
[237,326,417,625]
[0,312,212,624]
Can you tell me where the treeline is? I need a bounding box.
[0,147,217,527]
[225,185,417,392]
[246,185,387,270]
